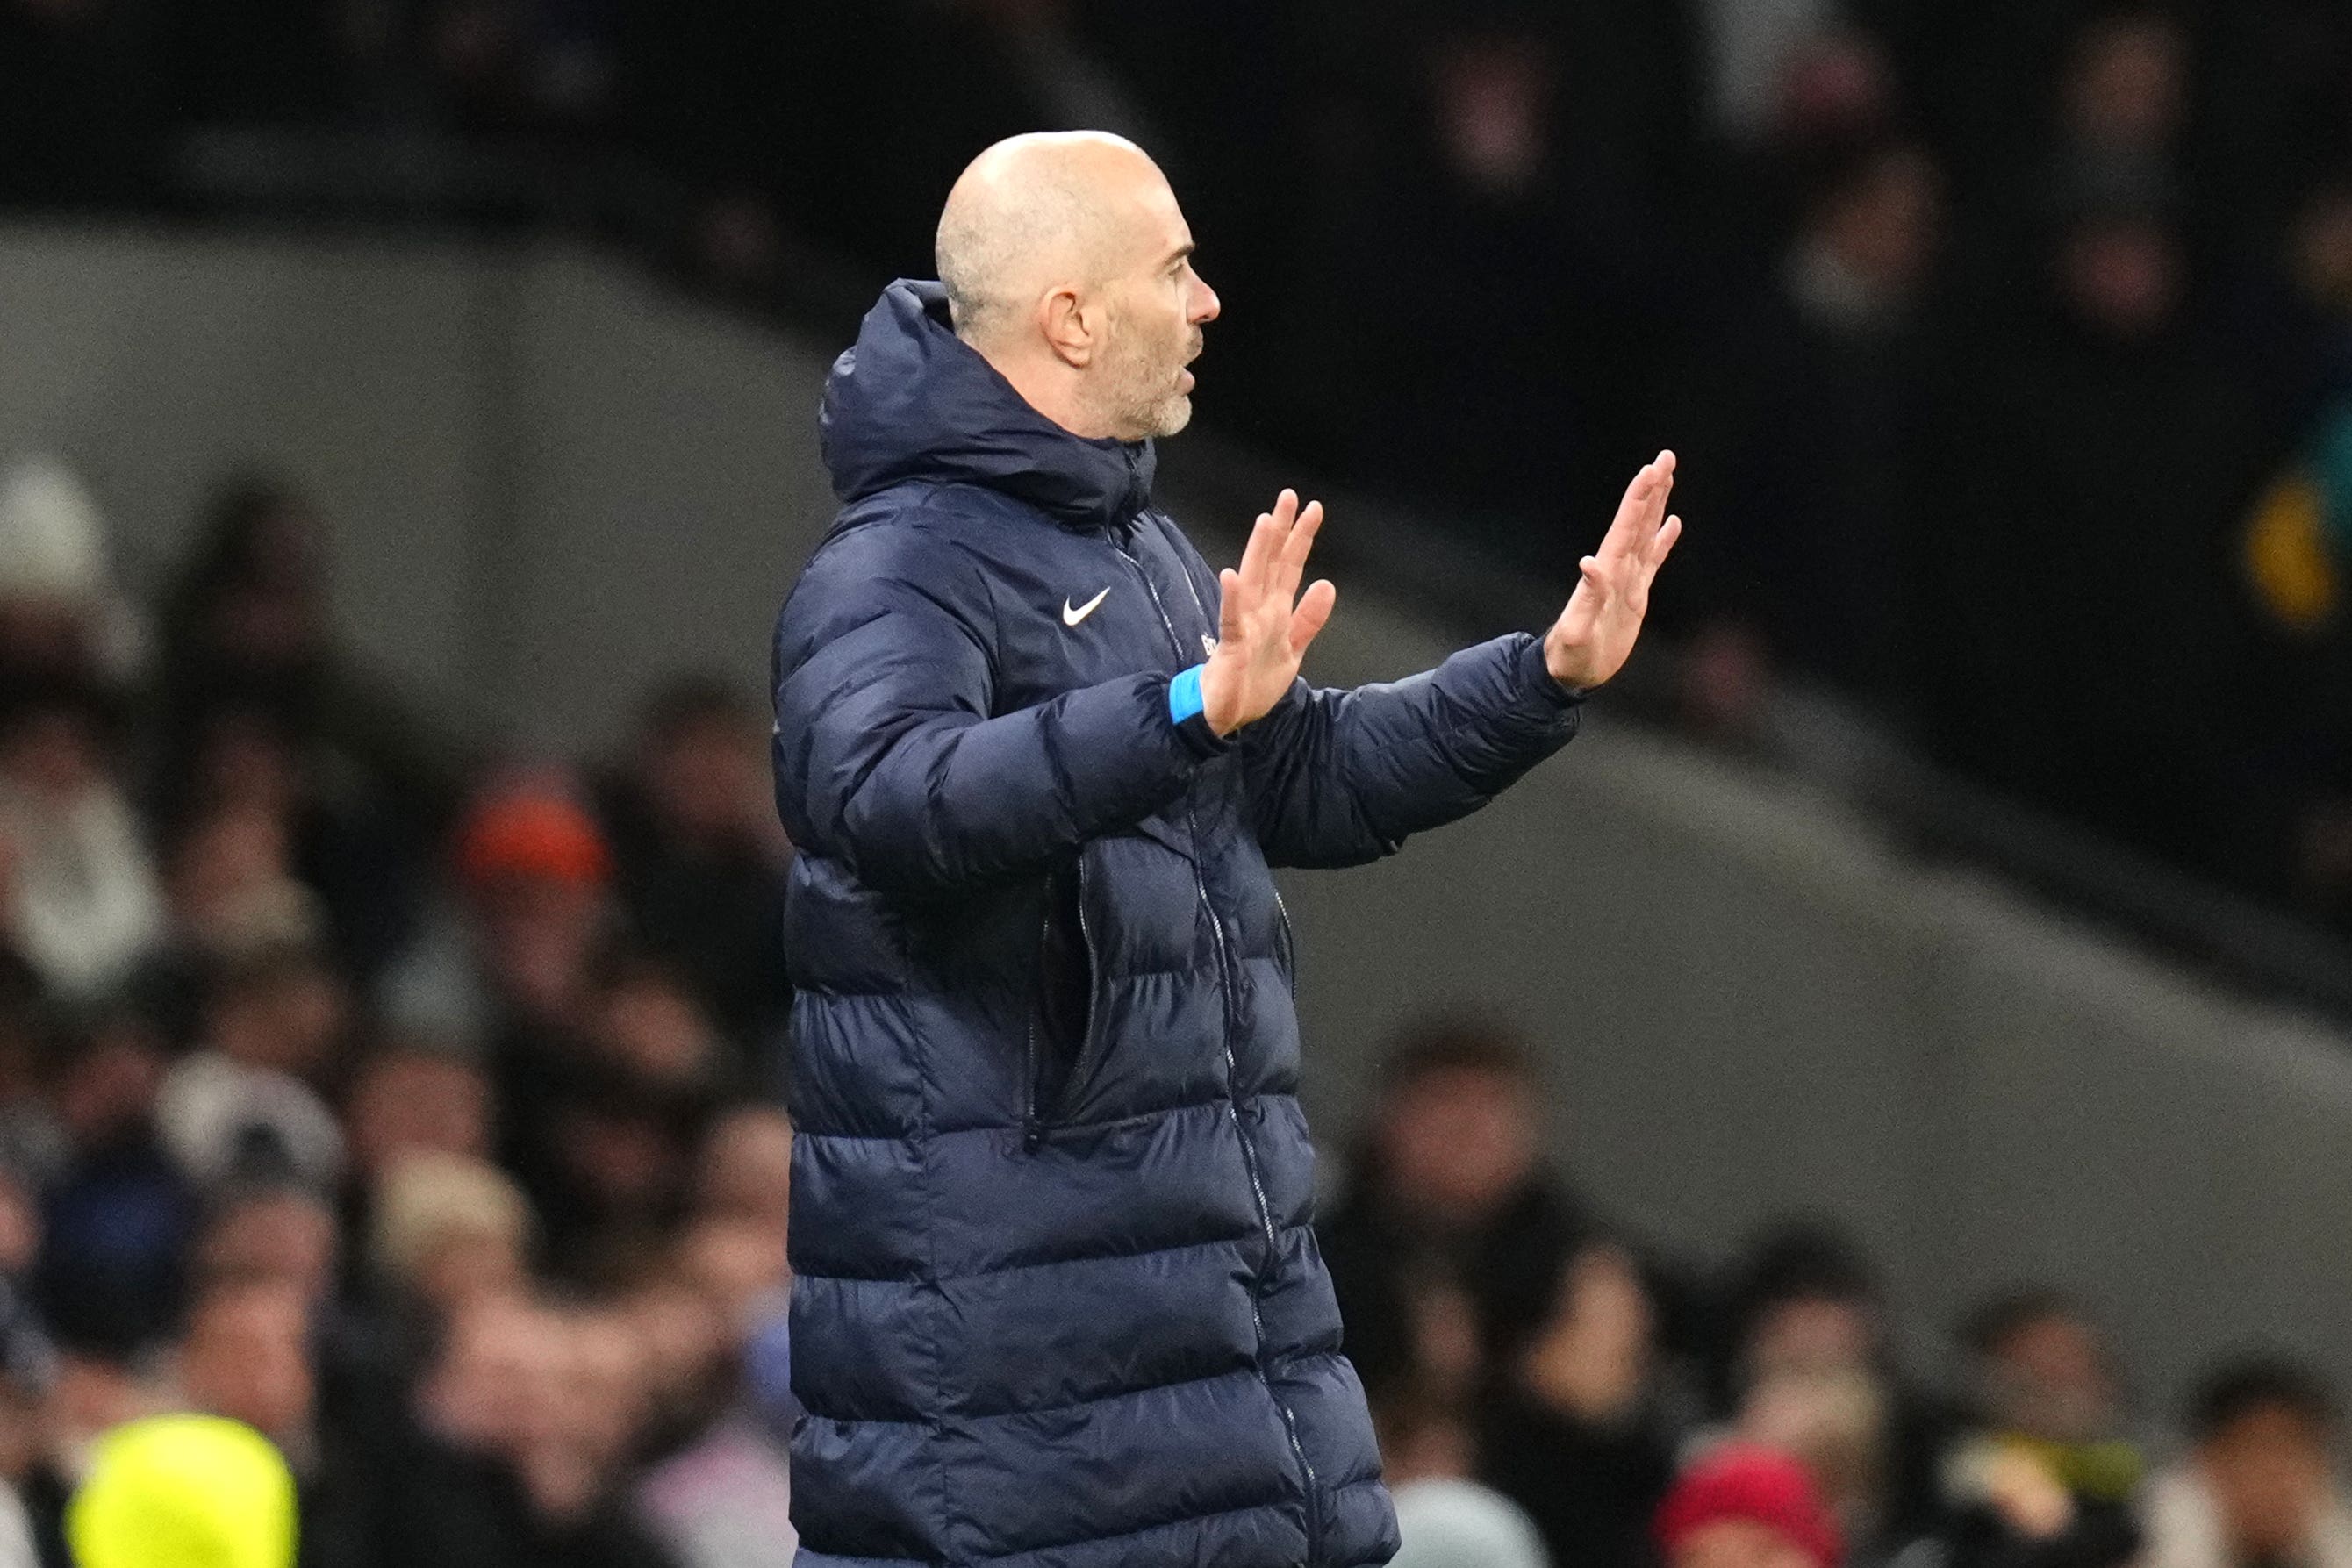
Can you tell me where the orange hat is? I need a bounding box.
[454,790,612,889]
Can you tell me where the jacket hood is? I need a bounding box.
[820,279,1156,530]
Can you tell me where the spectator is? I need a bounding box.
[34,1010,194,1357]
[158,943,350,1192]
[1300,4,1673,565]
[357,1292,581,1568]
[0,1285,44,1568]
[0,681,161,1004]
[1321,1022,1689,1567]
[1376,1389,1549,1568]
[1921,190,2276,879]
[1320,1019,1613,1414]
[341,1043,492,1183]
[0,455,141,691]
[2233,184,2352,913]
[595,676,792,1058]
[174,1276,315,1454]
[382,1292,678,1568]
[138,798,328,1049]
[157,476,469,845]
[367,1152,532,1325]
[692,1105,789,1237]
[384,770,613,1052]
[335,1043,495,1312]
[585,953,731,1106]
[194,1181,340,1307]
[1710,1225,1951,1556]
[2142,1358,2352,1568]
[631,1225,794,1568]
[1478,1242,1679,1568]
[2047,10,2194,226]
[1679,139,1947,735]
[165,701,430,989]
[510,1054,706,1291]
[1657,1443,1845,1568]
[1882,1292,2144,1568]
[1951,1292,2143,1503]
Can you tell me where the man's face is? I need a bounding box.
[1090,178,1219,441]
[1379,1066,1536,1222]
[1985,1312,2117,1442]
[181,1285,315,1441]
[2203,1406,2335,1559]
[349,1054,491,1175]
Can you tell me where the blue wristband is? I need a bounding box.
[1166,664,1227,756]
[1168,664,1207,726]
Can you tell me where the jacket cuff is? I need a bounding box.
[1516,634,1587,711]
[1166,665,1232,757]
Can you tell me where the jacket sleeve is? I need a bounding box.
[772,527,1219,898]
[1238,633,1582,869]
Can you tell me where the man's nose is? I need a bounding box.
[1193,278,1222,324]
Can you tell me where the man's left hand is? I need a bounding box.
[1544,450,1683,691]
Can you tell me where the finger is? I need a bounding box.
[1237,511,1280,598]
[1643,514,1683,576]
[1276,499,1324,601]
[1287,578,1337,656]
[1260,489,1301,593]
[1218,566,1246,642]
[1243,497,1287,598]
[1596,462,1663,562]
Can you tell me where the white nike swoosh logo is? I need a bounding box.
[1062,588,1111,627]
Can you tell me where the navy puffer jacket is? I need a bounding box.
[773,280,1585,1568]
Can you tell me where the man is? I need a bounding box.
[771,131,1681,1567]
[2142,1358,2352,1568]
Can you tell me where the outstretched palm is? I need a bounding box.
[1545,451,1683,691]
[1201,489,1337,736]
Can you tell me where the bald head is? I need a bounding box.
[934,132,1221,441]
[938,132,1163,344]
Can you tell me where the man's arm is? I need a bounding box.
[1235,454,1683,868]
[772,527,1223,898]
[1239,636,1581,868]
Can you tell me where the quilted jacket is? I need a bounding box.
[771,279,1585,1567]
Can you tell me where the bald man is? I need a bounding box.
[772,132,1680,1568]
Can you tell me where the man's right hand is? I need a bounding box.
[1201,489,1337,736]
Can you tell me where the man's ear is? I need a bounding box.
[1038,285,1096,369]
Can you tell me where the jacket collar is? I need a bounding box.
[820,279,1156,531]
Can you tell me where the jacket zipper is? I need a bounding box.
[1273,885,1298,999]
[1063,856,1101,1120]
[1023,904,1050,1153]
[1025,857,1101,1151]
[1113,521,1325,1564]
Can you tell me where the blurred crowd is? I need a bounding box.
[0,455,2342,1568]
[9,0,2352,918]
[1326,1019,2352,1568]
[0,456,797,1566]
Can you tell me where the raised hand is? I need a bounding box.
[1200,489,1337,736]
[1545,450,1683,691]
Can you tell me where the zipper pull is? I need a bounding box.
[1022,1117,1043,1154]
